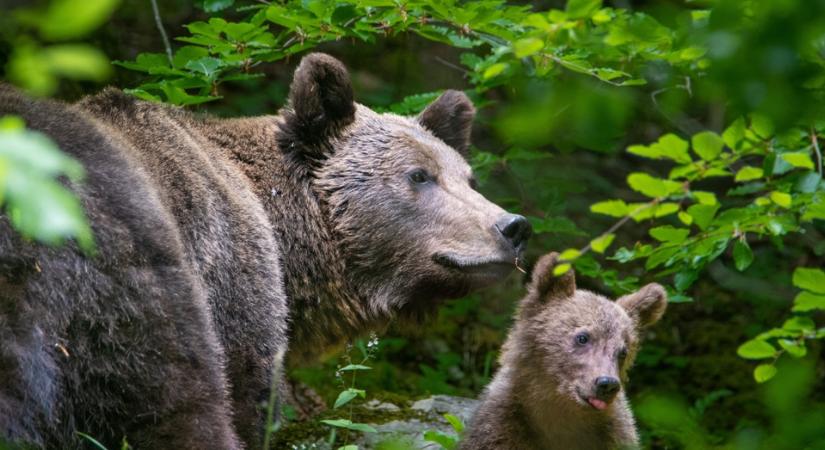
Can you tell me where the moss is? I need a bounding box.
[273,397,428,448]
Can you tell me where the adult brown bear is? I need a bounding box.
[0,53,530,449]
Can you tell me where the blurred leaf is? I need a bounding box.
[627,173,683,198]
[793,292,825,312]
[735,166,764,182]
[512,38,543,58]
[565,0,602,19]
[754,363,777,383]
[590,233,615,254]
[40,0,121,41]
[733,239,754,271]
[792,267,825,293]
[321,419,376,433]
[781,152,815,170]
[691,131,724,161]
[737,339,776,360]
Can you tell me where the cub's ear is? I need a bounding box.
[281,53,356,152]
[527,252,576,302]
[417,90,475,155]
[617,283,668,328]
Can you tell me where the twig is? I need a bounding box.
[811,126,823,177]
[434,56,470,75]
[150,0,173,65]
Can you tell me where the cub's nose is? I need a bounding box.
[595,376,621,400]
[495,214,532,250]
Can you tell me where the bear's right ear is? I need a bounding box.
[279,53,356,157]
[617,283,668,328]
[417,90,475,156]
[527,252,576,302]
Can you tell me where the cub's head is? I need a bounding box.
[278,53,531,314]
[516,252,667,411]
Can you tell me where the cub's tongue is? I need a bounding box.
[587,398,607,410]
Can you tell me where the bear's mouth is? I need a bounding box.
[432,253,515,279]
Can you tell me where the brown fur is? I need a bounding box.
[461,252,667,450]
[0,53,527,449]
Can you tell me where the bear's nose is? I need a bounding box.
[595,376,620,400]
[495,214,531,251]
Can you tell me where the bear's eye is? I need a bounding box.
[409,169,432,184]
[575,332,590,346]
[469,177,478,190]
[618,348,628,361]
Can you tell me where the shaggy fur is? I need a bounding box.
[461,252,667,450]
[0,53,527,449]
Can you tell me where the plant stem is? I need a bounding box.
[150,0,173,65]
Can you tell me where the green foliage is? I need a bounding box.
[0,116,94,253]
[422,413,464,450]
[1,0,119,96]
[322,334,380,449]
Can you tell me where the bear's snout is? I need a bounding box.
[594,376,621,401]
[494,214,532,251]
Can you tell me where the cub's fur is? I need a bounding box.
[0,53,529,449]
[462,252,667,450]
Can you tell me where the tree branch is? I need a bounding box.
[150,0,173,65]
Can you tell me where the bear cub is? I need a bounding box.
[461,252,668,450]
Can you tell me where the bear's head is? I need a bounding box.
[278,53,531,316]
[513,252,667,412]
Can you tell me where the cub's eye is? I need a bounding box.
[618,348,628,361]
[469,177,478,190]
[575,332,590,346]
[409,169,432,184]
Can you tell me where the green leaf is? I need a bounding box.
[778,339,807,358]
[196,0,234,12]
[444,413,465,433]
[737,339,776,360]
[687,204,720,230]
[321,419,377,433]
[691,131,724,161]
[43,44,112,82]
[565,0,602,19]
[754,364,777,383]
[732,240,753,271]
[333,388,365,409]
[590,199,629,217]
[559,248,581,261]
[649,226,690,243]
[513,38,544,58]
[483,63,508,79]
[40,0,121,40]
[722,118,746,149]
[423,430,458,450]
[339,364,372,372]
[735,166,764,182]
[554,263,572,276]
[627,173,682,198]
[628,134,691,164]
[678,211,693,225]
[783,316,815,332]
[792,291,825,312]
[781,152,815,170]
[590,233,615,254]
[693,191,717,205]
[792,267,825,294]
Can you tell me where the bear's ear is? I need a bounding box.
[617,283,668,329]
[417,90,475,155]
[280,53,356,154]
[527,252,576,302]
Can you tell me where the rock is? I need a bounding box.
[364,399,402,413]
[359,395,479,449]
[278,395,478,449]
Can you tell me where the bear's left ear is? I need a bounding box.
[280,53,356,156]
[417,90,476,155]
[527,252,576,302]
[617,283,668,328]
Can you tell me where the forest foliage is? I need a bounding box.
[2,0,825,449]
